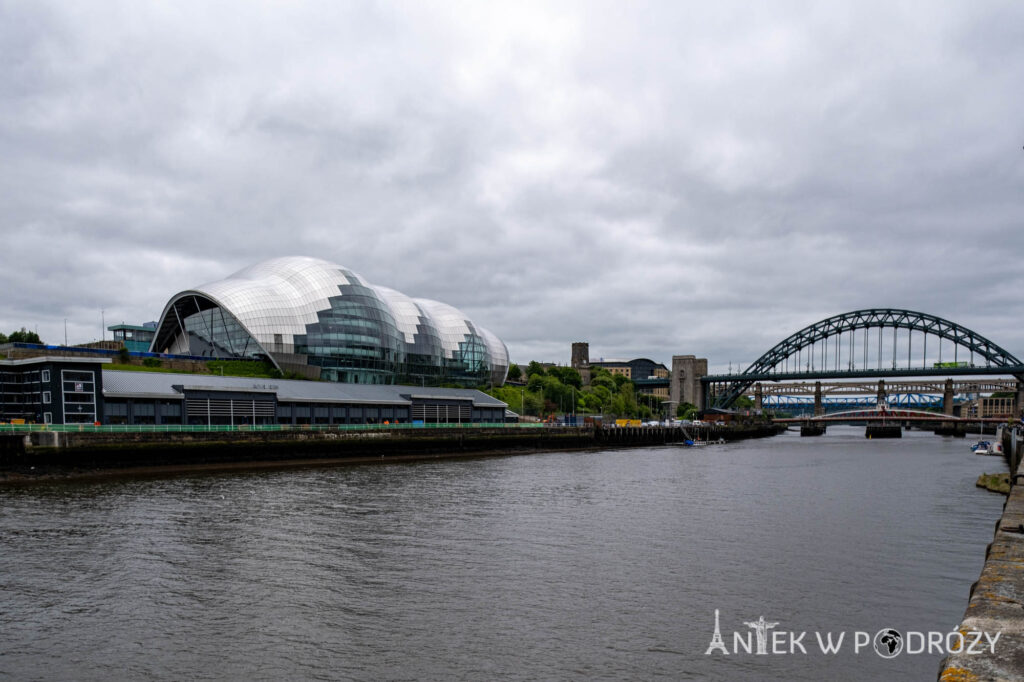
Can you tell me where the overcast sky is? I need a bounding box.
[2,1,1022,371]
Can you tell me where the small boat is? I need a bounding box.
[973,440,1003,456]
[681,438,724,447]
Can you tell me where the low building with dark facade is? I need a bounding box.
[2,357,507,426]
[0,357,107,425]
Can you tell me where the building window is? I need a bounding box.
[41,370,50,382]
[43,413,52,424]
[42,391,51,404]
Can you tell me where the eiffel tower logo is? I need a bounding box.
[705,609,729,655]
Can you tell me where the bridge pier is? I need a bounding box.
[754,383,763,412]
[814,381,823,417]
[866,423,901,439]
[877,380,886,407]
[800,422,826,437]
[942,378,955,416]
[933,422,966,437]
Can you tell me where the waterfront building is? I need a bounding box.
[960,395,1016,420]
[0,357,104,425]
[149,257,509,387]
[0,357,508,426]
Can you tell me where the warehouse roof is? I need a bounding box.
[101,370,506,407]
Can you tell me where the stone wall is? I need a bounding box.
[940,429,1024,679]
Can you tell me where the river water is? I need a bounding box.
[0,427,1007,680]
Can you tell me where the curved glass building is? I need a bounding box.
[150,257,509,386]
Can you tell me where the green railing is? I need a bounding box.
[0,422,552,434]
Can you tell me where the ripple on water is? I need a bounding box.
[0,427,1006,681]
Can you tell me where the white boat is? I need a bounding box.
[973,440,1003,456]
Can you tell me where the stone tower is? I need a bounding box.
[571,342,592,385]
[670,355,708,410]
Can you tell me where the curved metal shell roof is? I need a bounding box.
[152,256,509,385]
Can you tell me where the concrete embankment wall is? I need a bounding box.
[2,427,596,479]
[0,423,784,482]
[940,430,1024,679]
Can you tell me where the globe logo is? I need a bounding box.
[873,628,904,658]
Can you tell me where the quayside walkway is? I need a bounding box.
[941,431,1024,679]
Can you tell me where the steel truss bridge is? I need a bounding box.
[755,379,1016,413]
[702,309,1024,410]
[763,394,953,413]
[773,407,1000,425]
[754,379,1018,397]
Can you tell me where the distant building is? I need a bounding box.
[570,342,671,398]
[108,322,157,353]
[960,395,1015,420]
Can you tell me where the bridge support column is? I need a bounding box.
[672,355,707,410]
[943,378,955,416]
[866,423,902,439]
[800,421,826,437]
[754,383,763,412]
[934,422,966,438]
[814,381,823,417]
[877,380,886,408]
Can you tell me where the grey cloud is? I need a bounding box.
[2,0,1023,375]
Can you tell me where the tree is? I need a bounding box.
[733,395,754,409]
[0,332,6,344]
[526,373,546,393]
[589,368,616,393]
[580,391,602,413]
[547,366,582,389]
[482,384,542,417]
[8,328,42,344]
[677,402,699,420]
[506,363,522,382]
[526,361,547,379]
[523,391,543,416]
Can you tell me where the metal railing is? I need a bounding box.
[0,422,550,434]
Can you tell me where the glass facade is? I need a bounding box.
[151,257,510,386]
[295,273,406,384]
[183,306,264,359]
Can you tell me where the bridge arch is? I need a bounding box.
[712,308,1023,408]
